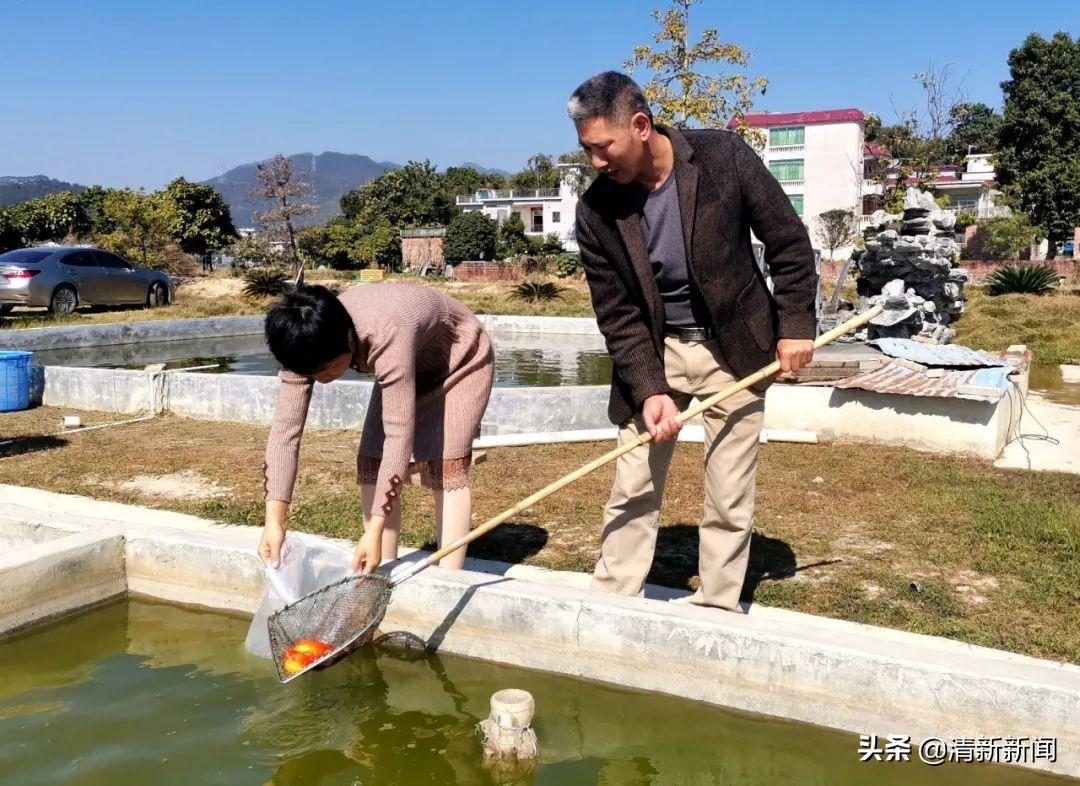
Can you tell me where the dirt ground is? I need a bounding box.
[2,406,1076,664]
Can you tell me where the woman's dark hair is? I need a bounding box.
[264,285,354,375]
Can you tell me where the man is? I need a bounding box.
[568,71,817,611]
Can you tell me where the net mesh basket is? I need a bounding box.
[268,573,394,682]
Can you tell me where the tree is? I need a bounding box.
[227,234,278,270]
[445,211,497,262]
[297,219,364,270]
[41,192,90,240]
[556,149,596,196]
[625,0,767,146]
[996,32,1080,250]
[80,185,117,236]
[497,213,529,259]
[0,208,21,252]
[945,102,1002,161]
[251,154,317,279]
[509,154,559,191]
[440,166,488,206]
[813,209,857,262]
[354,220,400,271]
[863,113,882,142]
[96,188,176,269]
[870,63,968,214]
[340,161,452,228]
[163,177,238,256]
[980,213,1043,260]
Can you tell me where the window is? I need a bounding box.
[789,195,804,216]
[769,126,804,147]
[552,211,561,223]
[0,249,51,265]
[948,195,978,211]
[93,250,132,269]
[61,251,98,267]
[769,159,804,182]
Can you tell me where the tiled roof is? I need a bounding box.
[728,108,866,129]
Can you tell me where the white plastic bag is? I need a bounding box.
[244,531,354,660]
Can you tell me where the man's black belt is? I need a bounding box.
[664,325,714,341]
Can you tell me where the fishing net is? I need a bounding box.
[267,573,394,683]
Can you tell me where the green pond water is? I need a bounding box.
[0,599,1067,785]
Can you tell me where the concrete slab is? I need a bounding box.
[3,315,262,350]
[995,391,1080,474]
[1061,365,1080,384]
[0,484,1077,777]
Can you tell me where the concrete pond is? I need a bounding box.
[9,314,1034,456]
[2,314,1078,780]
[1,485,1077,781]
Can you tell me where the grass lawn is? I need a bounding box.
[0,275,270,330]
[0,271,596,330]
[2,406,1077,664]
[954,287,1080,365]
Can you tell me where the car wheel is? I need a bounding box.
[49,286,78,314]
[147,282,168,308]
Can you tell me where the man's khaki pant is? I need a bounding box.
[592,336,765,610]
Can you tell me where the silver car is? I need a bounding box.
[0,247,175,315]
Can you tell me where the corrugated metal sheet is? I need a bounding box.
[867,338,1009,368]
[832,360,1015,403]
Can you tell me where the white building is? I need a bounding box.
[456,164,582,251]
[880,153,1008,220]
[733,110,1012,259]
[732,109,868,251]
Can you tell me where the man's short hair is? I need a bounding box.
[567,71,652,124]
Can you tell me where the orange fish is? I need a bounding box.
[282,651,316,675]
[292,639,333,658]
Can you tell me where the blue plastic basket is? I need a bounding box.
[0,350,33,412]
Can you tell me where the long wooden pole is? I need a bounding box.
[393,305,883,583]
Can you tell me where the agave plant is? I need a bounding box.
[986,264,1058,296]
[513,280,564,303]
[243,267,290,299]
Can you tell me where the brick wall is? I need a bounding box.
[450,261,525,281]
[961,259,1077,282]
[820,257,1076,284]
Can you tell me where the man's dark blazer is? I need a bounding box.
[575,124,818,426]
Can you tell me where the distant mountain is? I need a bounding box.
[200,152,399,227]
[0,175,87,207]
[459,162,510,177]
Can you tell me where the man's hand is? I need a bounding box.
[776,338,814,373]
[351,515,386,575]
[642,394,682,442]
[260,500,288,568]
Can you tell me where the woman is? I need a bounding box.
[258,282,494,575]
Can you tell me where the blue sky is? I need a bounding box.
[1,0,1074,188]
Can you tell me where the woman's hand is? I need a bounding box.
[260,499,289,568]
[351,515,386,575]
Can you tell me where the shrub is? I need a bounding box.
[980,214,1042,260]
[539,233,565,254]
[513,280,564,303]
[497,213,529,259]
[985,264,1059,296]
[242,267,289,298]
[554,252,583,278]
[953,212,977,233]
[445,211,497,261]
[521,255,548,276]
